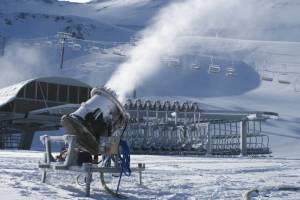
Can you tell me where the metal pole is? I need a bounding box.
[240,120,248,156]
[60,36,66,70]
[41,169,47,183]
[58,32,72,70]
[206,123,211,155]
[83,163,92,197]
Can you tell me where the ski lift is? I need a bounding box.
[261,70,274,82]
[225,61,236,77]
[89,46,100,53]
[208,57,221,74]
[278,73,291,84]
[226,67,236,77]
[100,49,109,54]
[208,64,221,73]
[162,57,180,68]
[112,48,126,56]
[277,65,291,84]
[67,41,74,47]
[72,43,81,51]
[191,63,201,70]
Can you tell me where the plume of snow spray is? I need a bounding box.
[0,43,55,88]
[105,0,239,102]
[105,0,300,102]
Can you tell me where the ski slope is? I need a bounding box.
[0,151,300,200]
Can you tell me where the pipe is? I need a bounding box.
[244,186,300,200]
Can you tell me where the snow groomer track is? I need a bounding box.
[123,99,278,156]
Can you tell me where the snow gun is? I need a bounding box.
[61,87,129,156]
[39,87,145,198]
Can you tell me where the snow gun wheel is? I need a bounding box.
[100,172,127,199]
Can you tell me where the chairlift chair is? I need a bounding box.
[72,43,81,51]
[261,70,274,82]
[276,64,291,84]
[67,41,74,48]
[208,64,221,74]
[191,63,201,70]
[208,56,221,74]
[161,57,180,68]
[112,48,126,57]
[226,67,236,77]
[89,46,100,53]
[278,73,291,84]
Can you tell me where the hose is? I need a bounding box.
[243,189,259,200]
[76,173,92,187]
[244,186,300,200]
[116,140,131,194]
[119,140,131,176]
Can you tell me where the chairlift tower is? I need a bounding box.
[57,32,72,70]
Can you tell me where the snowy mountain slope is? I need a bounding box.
[0,0,300,157]
[0,12,133,40]
[0,0,171,32]
[2,0,300,40]
[87,0,171,28]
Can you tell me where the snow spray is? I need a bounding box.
[105,0,239,102]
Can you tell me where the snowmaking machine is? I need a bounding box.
[38,87,145,198]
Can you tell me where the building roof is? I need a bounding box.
[0,76,91,108]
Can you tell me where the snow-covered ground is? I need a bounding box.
[1,150,300,200]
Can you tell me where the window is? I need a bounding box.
[48,83,57,101]
[17,88,25,98]
[0,102,14,112]
[88,88,92,98]
[37,82,47,100]
[58,85,68,102]
[69,86,78,103]
[25,82,36,99]
[79,87,88,103]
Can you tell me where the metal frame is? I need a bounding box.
[38,135,146,198]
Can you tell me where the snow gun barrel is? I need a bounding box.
[61,87,129,155]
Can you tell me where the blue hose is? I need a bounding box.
[119,140,131,176]
[116,140,131,194]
